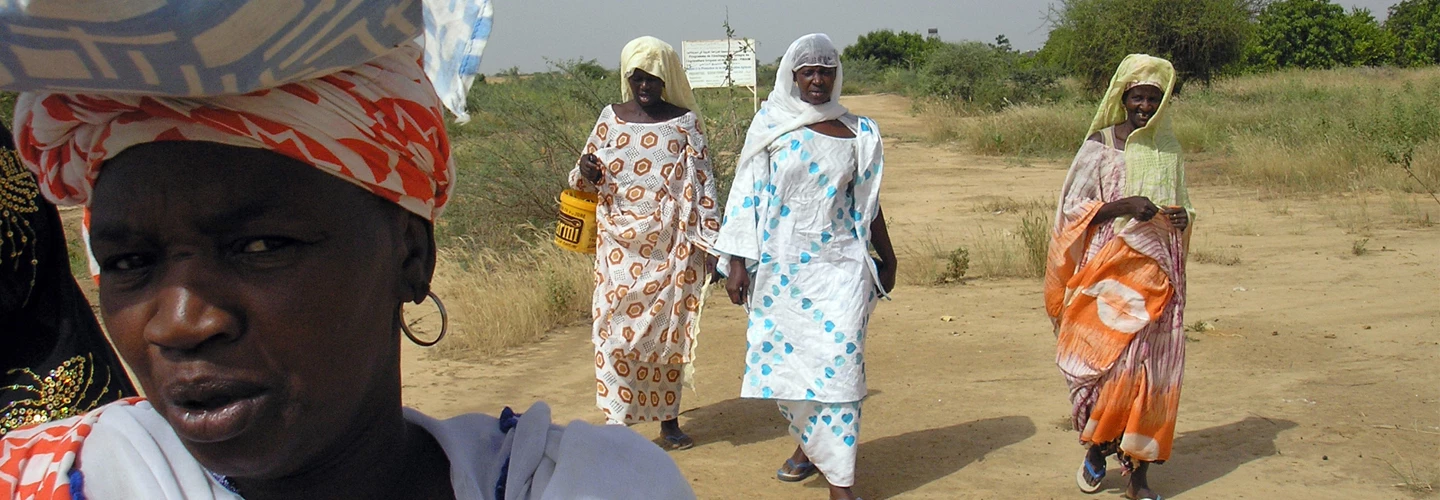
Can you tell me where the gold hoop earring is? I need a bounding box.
[401,291,448,347]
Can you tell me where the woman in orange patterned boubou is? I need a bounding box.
[570,36,721,450]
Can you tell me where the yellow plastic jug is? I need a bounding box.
[555,189,599,253]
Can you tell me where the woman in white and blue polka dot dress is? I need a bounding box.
[714,34,896,500]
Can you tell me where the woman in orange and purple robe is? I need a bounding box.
[1046,54,1194,500]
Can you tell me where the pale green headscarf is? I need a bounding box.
[1086,54,1192,222]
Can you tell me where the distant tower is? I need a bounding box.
[927,28,939,39]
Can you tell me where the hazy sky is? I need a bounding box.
[480,0,1399,74]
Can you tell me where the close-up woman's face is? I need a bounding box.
[793,65,837,105]
[628,69,666,106]
[1123,84,1164,129]
[89,142,431,479]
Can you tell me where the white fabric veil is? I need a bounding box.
[735,34,849,170]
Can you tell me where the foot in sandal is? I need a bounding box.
[1123,460,1163,500]
[658,418,694,450]
[1077,443,1108,493]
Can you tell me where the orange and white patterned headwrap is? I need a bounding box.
[11,43,452,221]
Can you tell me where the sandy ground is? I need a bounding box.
[400,94,1439,499]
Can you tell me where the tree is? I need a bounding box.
[920,41,1062,109]
[1386,0,1440,67]
[1039,0,1259,91]
[1247,0,1392,69]
[920,42,1010,104]
[993,35,1013,53]
[842,30,944,69]
[1345,9,1398,67]
[569,59,612,81]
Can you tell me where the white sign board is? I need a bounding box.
[682,39,758,89]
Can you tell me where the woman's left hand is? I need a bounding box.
[877,258,897,294]
[1162,207,1189,232]
[704,253,719,282]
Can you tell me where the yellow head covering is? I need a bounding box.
[620,37,699,117]
[1086,54,1191,215]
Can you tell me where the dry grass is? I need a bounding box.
[1307,192,1440,236]
[1390,193,1437,228]
[922,66,1440,196]
[1376,450,1438,496]
[897,234,951,286]
[973,196,1056,215]
[1191,246,1242,266]
[965,226,1035,278]
[1324,195,1378,236]
[427,241,594,359]
[927,102,1092,157]
[1224,221,1262,237]
[1351,238,1371,256]
[1267,200,1294,216]
[959,209,1052,279]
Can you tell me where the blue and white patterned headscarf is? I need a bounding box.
[423,0,494,122]
[0,0,493,122]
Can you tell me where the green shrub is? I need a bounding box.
[1247,0,1394,70]
[941,247,970,283]
[1387,0,1440,67]
[842,57,920,95]
[1040,0,1259,90]
[902,40,1065,111]
[920,42,1012,106]
[439,60,612,251]
[842,30,944,70]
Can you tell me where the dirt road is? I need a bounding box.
[402,94,1440,499]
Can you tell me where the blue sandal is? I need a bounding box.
[1076,458,1105,493]
[661,433,695,451]
[776,459,818,482]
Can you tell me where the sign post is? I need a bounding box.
[682,38,759,112]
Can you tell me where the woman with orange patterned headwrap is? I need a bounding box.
[0,2,693,498]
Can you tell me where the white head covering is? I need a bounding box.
[736,34,848,169]
[619,36,700,116]
[715,34,889,299]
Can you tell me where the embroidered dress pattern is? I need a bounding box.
[571,106,720,424]
[726,124,883,404]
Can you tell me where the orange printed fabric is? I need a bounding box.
[570,106,720,365]
[12,42,451,222]
[1051,213,1174,379]
[594,359,684,424]
[1048,200,1186,462]
[1044,200,1103,325]
[1,397,141,499]
[570,106,719,424]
